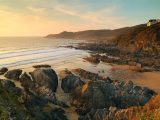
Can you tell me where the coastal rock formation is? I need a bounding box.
[30,68,58,92]
[0,67,8,75]
[29,68,58,102]
[4,69,22,80]
[115,23,160,54]
[62,69,157,120]
[22,90,68,120]
[73,80,156,119]
[74,68,102,81]
[20,72,35,90]
[0,65,158,120]
[61,73,84,93]
[79,95,160,120]
[1,80,22,96]
[72,80,156,109]
[0,67,68,120]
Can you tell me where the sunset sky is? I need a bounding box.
[0,0,159,36]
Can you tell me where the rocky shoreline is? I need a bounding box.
[0,65,158,120]
[70,42,160,72]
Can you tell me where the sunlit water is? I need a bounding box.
[0,37,90,69]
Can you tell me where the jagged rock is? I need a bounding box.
[20,72,35,90]
[74,68,101,81]
[71,79,156,118]
[29,68,58,102]
[4,69,22,80]
[1,80,22,96]
[30,68,58,92]
[22,90,68,120]
[0,67,8,75]
[61,74,84,93]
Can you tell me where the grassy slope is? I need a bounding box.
[0,83,32,120]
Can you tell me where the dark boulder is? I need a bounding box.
[22,90,68,120]
[20,72,35,90]
[61,74,84,93]
[0,67,8,75]
[1,80,22,96]
[4,69,22,80]
[29,68,58,102]
[30,68,58,92]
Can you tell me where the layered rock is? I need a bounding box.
[0,67,8,75]
[29,68,58,102]
[61,73,84,93]
[4,69,22,80]
[0,67,68,120]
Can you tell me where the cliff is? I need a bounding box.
[115,23,160,53]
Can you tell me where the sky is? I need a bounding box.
[0,0,159,36]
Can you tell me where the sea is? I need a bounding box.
[0,37,89,70]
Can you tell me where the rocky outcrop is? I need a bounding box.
[60,69,157,120]
[20,72,35,90]
[74,68,102,81]
[29,68,58,102]
[0,67,8,75]
[22,90,68,120]
[61,73,84,93]
[4,69,22,80]
[115,23,160,54]
[72,80,156,109]
[0,67,68,120]
[30,68,58,92]
[1,80,22,96]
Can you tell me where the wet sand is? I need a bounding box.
[111,64,160,93]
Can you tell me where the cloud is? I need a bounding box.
[0,0,131,36]
[54,4,129,29]
[0,5,80,36]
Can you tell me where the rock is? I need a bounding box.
[1,80,22,96]
[20,72,35,90]
[30,68,58,92]
[74,68,101,81]
[142,87,156,98]
[123,81,133,92]
[71,80,115,109]
[0,67,8,75]
[33,64,51,69]
[61,74,84,93]
[71,78,156,117]
[83,54,100,64]
[22,90,68,120]
[29,68,58,102]
[4,69,22,80]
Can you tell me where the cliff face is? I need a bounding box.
[115,23,160,53]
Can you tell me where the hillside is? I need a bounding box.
[47,23,160,54]
[46,27,132,42]
[115,23,160,53]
